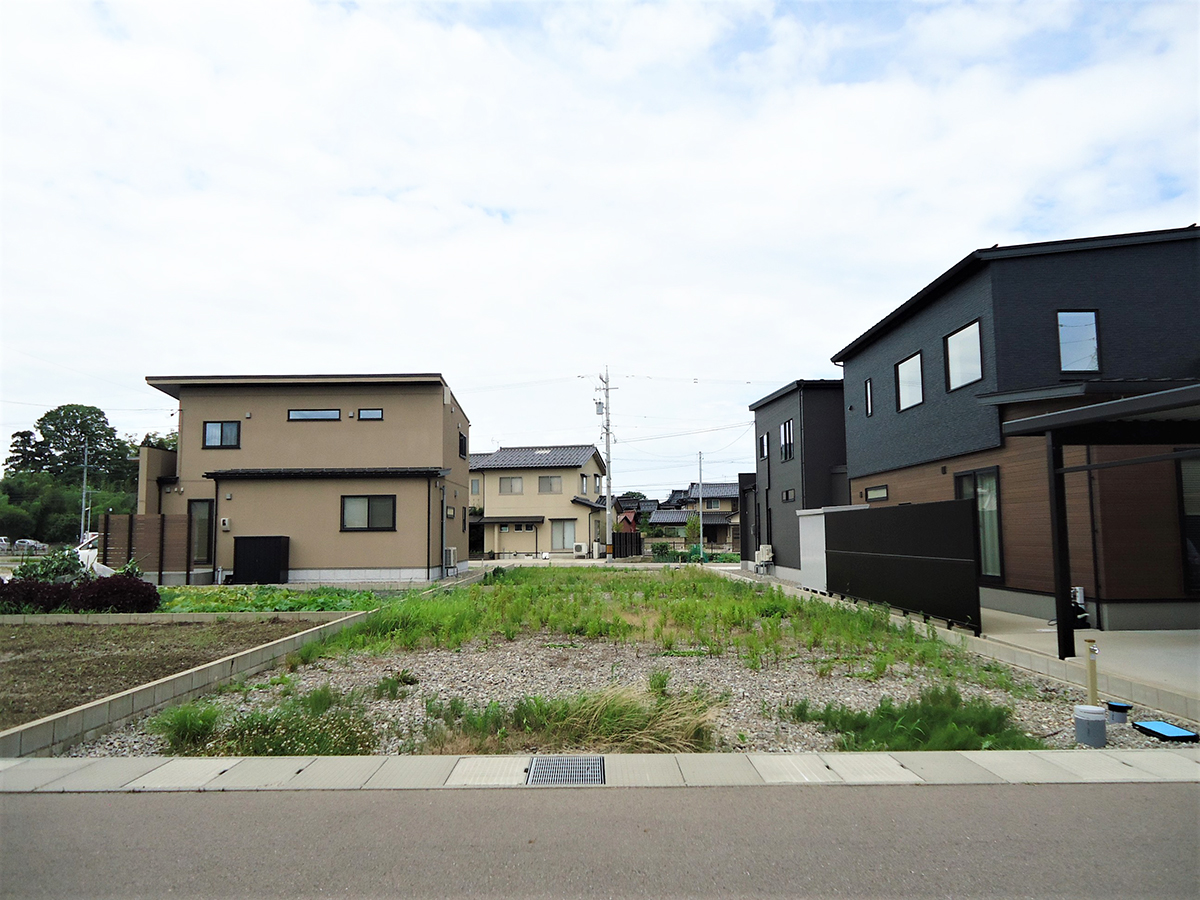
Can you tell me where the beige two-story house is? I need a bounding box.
[470,445,608,558]
[136,373,470,584]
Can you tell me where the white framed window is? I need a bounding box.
[580,474,587,495]
[896,353,923,411]
[202,421,240,449]
[539,475,562,494]
[445,506,455,519]
[500,524,509,532]
[595,474,602,494]
[341,495,396,531]
[470,478,479,495]
[499,477,523,494]
[945,321,983,391]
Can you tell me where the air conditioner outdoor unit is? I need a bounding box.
[573,542,587,558]
[754,545,774,565]
[443,546,458,570]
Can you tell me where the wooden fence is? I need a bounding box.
[99,514,192,584]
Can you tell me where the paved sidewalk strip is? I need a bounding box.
[2,750,1196,792]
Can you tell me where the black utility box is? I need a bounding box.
[232,535,290,585]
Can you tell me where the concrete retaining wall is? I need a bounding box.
[0,611,371,759]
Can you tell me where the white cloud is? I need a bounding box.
[1,0,1195,494]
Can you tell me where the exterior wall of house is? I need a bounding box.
[144,377,467,582]
[751,382,846,570]
[473,457,607,556]
[991,238,1200,391]
[841,267,999,480]
[848,438,1194,606]
[136,448,177,514]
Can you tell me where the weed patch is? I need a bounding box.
[781,686,1044,752]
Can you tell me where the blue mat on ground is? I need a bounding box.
[1132,721,1199,743]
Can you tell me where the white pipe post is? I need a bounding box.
[603,367,613,560]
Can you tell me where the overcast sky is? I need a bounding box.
[2,1,1196,497]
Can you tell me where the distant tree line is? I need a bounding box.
[2,404,176,544]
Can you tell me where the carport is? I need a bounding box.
[1002,384,1200,658]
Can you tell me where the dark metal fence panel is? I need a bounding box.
[825,499,981,633]
[612,532,643,558]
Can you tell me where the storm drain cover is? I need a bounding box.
[526,755,605,786]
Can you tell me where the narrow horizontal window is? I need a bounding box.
[341,495,396,531]
[289,409,340,421]
[358,408,383,420]
[865,485,888,502]
[202,421,240,449]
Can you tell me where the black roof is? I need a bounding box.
[686,482,739,500]
[470,445,605,473]
[830,226,1199,364]
[749,379,843,411]
[650,510,732,525]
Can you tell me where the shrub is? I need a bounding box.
[12,548,90,585]
[68,574,161,613]
[0,579,72,613]
[650,542,672,561]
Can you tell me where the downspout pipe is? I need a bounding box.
[439,482,447,578]
[426,478,432,582]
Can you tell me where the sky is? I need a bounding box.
[2,0,1197,498]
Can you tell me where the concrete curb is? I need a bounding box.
[3,748,1196,792]
[717,569,1199,725]
[0,610,371,759]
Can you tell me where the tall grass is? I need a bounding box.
[275,566,1026,691]
[415,687,718,754]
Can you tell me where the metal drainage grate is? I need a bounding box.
[526,755,605,786]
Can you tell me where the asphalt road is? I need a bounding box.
[3,784,1198,899]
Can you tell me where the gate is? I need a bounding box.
[824,499,981,634]
[232,536,291,585]
[612,532,643,559]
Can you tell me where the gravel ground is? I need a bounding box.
[68,635,1178,756]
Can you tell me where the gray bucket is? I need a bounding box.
[1107,702,1132,724]
[1075,705,1107,748]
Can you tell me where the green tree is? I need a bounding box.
[685,513,701,544]
[5,405,136,488]
[140,431,178,452]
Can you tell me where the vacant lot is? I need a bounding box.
[0,620,316,730]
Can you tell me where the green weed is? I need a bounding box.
[147,702,221,753]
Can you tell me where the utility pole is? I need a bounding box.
[78,439,89,543]
[598,368,613,559]
[698,451,705,564]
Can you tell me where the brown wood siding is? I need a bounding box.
[1093,446,1187,599]
[851,439,1196,600]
